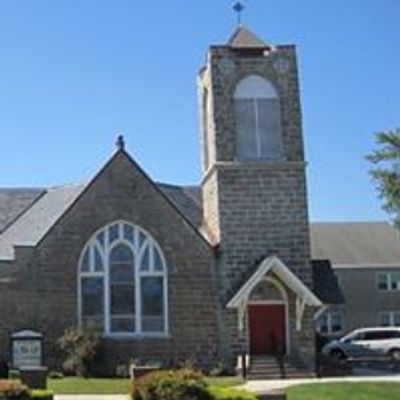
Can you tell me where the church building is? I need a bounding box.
[0,27,342,374]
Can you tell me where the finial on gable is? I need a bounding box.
[116,134,125,151]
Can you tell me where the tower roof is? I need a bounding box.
[227,26,269,48]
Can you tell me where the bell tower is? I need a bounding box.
[198,26,315,361]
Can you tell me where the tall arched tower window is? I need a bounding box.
[234,75,283,160]
[78,221,168,337]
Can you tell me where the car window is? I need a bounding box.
[350,332,365,341]
[363,330,398,340]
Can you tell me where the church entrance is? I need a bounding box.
[248,303,286,355]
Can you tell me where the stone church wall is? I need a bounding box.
[0,152,221,373]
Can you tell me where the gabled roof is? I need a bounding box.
[0,184,85,260]
[0,151,208,261]
[0,189,44,233]
[311,260,344,305]
[227,255,322,308]
[310,222,400,266]
[227,26,269,48]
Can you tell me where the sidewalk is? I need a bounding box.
[241,374,400,394]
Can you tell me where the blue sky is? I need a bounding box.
[0,0,399,222]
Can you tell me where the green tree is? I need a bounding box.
[366,128,400,227]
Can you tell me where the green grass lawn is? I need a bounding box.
[48,376,243,394]
[287,382,400,400]
[48,378,131,394]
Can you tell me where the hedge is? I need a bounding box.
[0,381,53,400]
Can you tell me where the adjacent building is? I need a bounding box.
[312,222,400,337]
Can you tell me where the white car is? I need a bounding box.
[322,327,400,360]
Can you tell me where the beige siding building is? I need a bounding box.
[311,222,400,337]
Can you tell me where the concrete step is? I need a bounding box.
[247,355,314,380]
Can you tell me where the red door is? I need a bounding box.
[248,304,286,355]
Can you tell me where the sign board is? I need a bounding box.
[11,330,43,368]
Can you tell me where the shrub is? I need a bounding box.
[209,387,257,400]
[57,325,102,377]
[29,390,54,400]
[132,369,213,400]
[0,380,30,399]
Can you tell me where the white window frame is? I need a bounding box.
[377,272,400,292]
[78,221,169,339]
[379,311,400,327]
[318,311,343,335]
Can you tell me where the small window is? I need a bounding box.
[391,273,400,290]
[377,273,390,291]
[379,311,400,327]
[317,311,343,335]
[377,272,400,291]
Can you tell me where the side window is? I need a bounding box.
[377,272,400,291]
[379,311,400,327]
[363,331,390,341]
[317,311,343,335]
[234,75,283,161]
[351,332,365,341]
[390,272,400,290]
[377,273,389,291]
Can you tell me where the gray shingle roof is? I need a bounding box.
[310,222,400,266]
[0,185,85,260]
[312,259,344,305]
[227,26,269,48]
[0,189,44,233]
[0,182,202,261]
[157,183,202,228]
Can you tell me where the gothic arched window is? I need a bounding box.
[78,221,168,336]
[234,75,283,160]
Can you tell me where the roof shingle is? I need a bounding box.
[310,222,400,266]
[227,26,269,48]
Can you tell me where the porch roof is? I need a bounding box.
[227,255,322,309]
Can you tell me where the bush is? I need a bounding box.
[57,325,102,377]
[0,380,30,399]
[209,387,257,400]
[132,369,213,400]
[29,390,53,400]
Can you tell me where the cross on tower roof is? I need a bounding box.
[233,1,245,26]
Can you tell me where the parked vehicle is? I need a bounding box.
[322,327,400,360]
